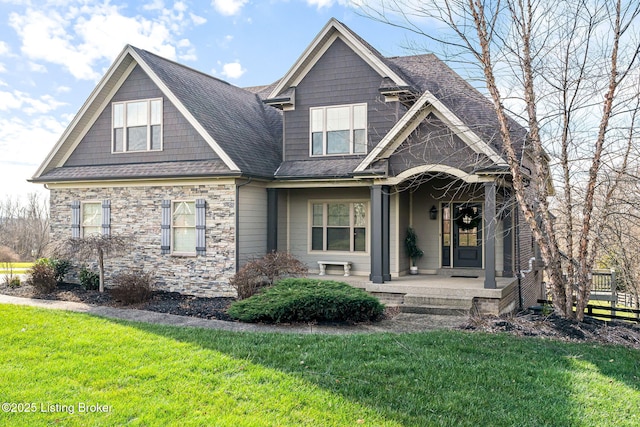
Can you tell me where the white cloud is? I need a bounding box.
[143,0,165,10]
[306,0,355,8]
[0,89,66,114]
[8,2,203,81]
[0,41,10,56]
[55,85,71,93]
[28,62,47,73]
[212,0,248,16]
[0,115,67,200]
[190,12,207,25]
[0,63,5,73]
[220,61,246,79]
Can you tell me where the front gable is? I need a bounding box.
[281,37,403,162]
[64,65,219,168]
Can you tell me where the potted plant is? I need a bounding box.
[405,227,423,275]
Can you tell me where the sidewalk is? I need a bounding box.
[0,294,468,334]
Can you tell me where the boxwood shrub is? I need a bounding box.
[227,278,384,323]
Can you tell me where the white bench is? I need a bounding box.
[318,261,352,277]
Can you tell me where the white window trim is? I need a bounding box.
[308,200,369,255]
[111,98,163,154]
[171,200,196,256]
[81,201,102,237]
[309,103,367,157]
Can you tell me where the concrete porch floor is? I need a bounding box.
[336,273,517,298]
[319,273,520,315]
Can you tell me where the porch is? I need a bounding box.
[335,273,520,316]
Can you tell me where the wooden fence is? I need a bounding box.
[537,269,640,323]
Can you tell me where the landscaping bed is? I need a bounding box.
[1,280,640,349]
[0,281,235,321]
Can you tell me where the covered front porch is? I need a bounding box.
[369,170,515,290]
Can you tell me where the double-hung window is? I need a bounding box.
[81,202,102,237]
[310,104,367,156]
[172,201,196,254]
[112,98,162,153]
[311,201,367,252]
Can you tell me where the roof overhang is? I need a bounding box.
[354,89,508,173]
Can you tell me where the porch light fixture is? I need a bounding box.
[429,205,438,220]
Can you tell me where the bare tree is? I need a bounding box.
[60,234,130,293]
[0,193,50,260]
[361,0,640,319]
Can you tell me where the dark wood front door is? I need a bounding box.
[452,203,482,268]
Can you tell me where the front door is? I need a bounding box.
[452,203,482,268]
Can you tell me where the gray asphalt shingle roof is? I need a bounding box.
[388,54,527,157]
[131,47,283,178]
[33,160,235,182]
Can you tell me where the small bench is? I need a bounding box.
[318,261,352,277]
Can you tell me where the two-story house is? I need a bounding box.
[31,19,543,313]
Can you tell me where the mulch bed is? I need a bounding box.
[461,313,640,350]
[0,282,235,321]
[2,282,640,349]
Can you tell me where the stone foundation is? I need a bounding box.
[50,183,237,297]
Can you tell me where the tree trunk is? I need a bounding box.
[98,249,105,293]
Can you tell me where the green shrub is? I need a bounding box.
[3,275,21,288]
[110,271,154,305]
[51,259,71,284]
[27,258,57,293]
[230,252,308,300]
[79,267,99,290]
[227,278,384,323]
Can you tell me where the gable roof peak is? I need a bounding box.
[266,17,410,101]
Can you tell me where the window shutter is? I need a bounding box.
[71,201,80,238]
[102,199,111,236]
[161,200,171,254]
[195,198,206,256]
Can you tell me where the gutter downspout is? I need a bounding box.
[235,177,252,272]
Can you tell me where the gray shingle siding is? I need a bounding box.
[283,38,400,162]
[65,65,219,167]
[388,113,495,176]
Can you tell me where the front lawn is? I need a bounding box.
[0,305,638,426]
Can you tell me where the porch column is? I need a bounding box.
[382,186,391,282]
[484,181,497,289]
[266,188,278,253]
[370,185,389,284]
[502,196,514,277]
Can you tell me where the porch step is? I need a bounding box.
[369,292,405,306]
[401,305,471,316]
[403,295,473,308]
[401,294,473,316]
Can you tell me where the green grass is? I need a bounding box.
[1,305,639,426]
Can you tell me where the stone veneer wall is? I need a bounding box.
[49,183,237,297]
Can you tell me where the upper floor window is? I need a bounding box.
[112,99,162,153]
[310,104,367,156]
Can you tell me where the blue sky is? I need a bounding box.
[0,0,436,202]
